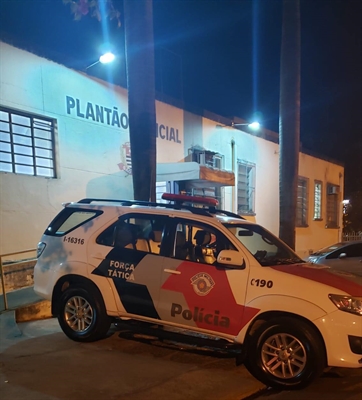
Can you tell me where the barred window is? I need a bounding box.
[0,107,56,177]
[156,181,169,203]
[326,184,340,228]
[313,181,322,220]
[192,187,222,208]
[237,161,255,215]
[296,177,308,227]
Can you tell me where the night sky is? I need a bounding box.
[1,0,361,197]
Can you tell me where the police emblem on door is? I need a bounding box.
[190,272,215,296]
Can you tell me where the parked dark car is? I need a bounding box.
[305,240,362,276]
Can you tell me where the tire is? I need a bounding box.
[244,317,325,390]
[57,286,112,342]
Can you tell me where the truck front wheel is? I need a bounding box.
[244,317,325,390]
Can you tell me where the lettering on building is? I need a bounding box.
[65,96,182,144]
[66,95,129,129]
[156,123,181,143]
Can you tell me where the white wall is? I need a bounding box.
[0,42,343,258]
[0,42,184,254]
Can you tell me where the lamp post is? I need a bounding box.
[86,52,116,70]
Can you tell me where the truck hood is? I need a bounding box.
[271,262,362,297]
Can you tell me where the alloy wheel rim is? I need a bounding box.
[261,332,307,379]
[64,295,93,332]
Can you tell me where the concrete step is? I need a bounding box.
[0,286,51,323]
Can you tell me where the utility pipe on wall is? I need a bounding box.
[231,139,236,213]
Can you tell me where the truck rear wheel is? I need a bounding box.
[57,286,111,342]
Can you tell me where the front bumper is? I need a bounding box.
[348,335,362,355]
[314,309,362,368]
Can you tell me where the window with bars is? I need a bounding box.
[192,187,222,208]
[0,107,56,177]
[237,161,255,215]
[156,181,169,203]
[326,183,340,228]
[313,181,322,220]
[296,177,308,227]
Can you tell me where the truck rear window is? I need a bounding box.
[45,208,102,236]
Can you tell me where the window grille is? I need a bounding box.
[156,181,168,203]
[326,184,339,228]
[237,161,255,215]
[296,177,308,227]
[313,181,322,220]
[0,107,56,177]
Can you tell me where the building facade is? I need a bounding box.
[0,41,344,258]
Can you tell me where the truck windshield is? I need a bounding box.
[223,223,304,266]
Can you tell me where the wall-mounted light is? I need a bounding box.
[86,52,116,70]
[232,121,260,130]
[216,121,261,130]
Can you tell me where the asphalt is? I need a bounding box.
[0,286,267,400]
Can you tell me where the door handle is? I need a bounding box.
[164,269,181,275]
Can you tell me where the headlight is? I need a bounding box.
[329,294,362,316]
[37,242,46,258]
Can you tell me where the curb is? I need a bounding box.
[0,310,22,339]
[15,300,52,322]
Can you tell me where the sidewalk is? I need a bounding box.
[0,286,51,322]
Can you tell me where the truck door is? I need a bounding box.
[157,218,250,337]
[89,214,168,320]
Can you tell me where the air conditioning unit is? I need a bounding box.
[198,152,206,165]
[213,156,222,169]
[327,186,339,195]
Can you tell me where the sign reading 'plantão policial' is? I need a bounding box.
[65,95,182,144]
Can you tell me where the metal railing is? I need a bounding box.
[342,232,362,242]
[0,249,37,310]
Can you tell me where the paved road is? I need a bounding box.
[0,316,265,400]
[2,315,361,400]
[249,367,362,400]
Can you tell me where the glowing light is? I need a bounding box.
[99,52,115,64]
[86,52,116,70]
[248,122,260,130]
[217,121,261,130]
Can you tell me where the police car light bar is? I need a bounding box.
[162,193,219,207]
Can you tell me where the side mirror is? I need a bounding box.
[338,252,347,259]
[217,250,245,269]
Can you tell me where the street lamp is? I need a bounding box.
[216,121,261,130]
[232,121,260,130]
[86,52,116,70]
